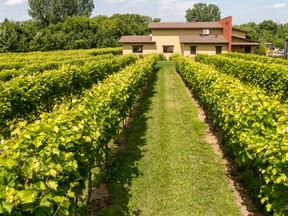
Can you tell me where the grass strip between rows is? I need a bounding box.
[100,61,241,216]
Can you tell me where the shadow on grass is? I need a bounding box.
[98,68,159,216]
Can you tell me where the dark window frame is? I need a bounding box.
[163,45,174,53]
[244,46,251,53]
[132,45,143,53]
[215,46,222,54]
[190,46,197,55]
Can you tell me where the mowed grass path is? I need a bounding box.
[100,61,241,216]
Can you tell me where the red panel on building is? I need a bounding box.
[218,16,232,52]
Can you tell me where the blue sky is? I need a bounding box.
[1,0,288,25]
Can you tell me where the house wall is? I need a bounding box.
[122,44,157,55]
[231,46,242,53]
[152,34,181,58]
[232,29,246,38]
[182,44,228,56]
[151,29,223,58]
[232,37,249,42]
[232,46,257,54]
[122,44,132,54]
[142,44,158,54]
[123,42,229,57]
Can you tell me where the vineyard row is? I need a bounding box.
[0,54,159,215]
[0,54,117,82]
[0,48,122,72]
[223,52,288,66]
[195,53,288,102]
[0,54,137,138]
[173,54,288,215]
[0,47,122,64]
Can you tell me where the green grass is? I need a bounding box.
[99,61,241,216]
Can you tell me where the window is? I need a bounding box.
[163,46,174,53]
[190,46,197,55]
[132,46,143,53]
[216,46,222,54]
[245,46,251,53]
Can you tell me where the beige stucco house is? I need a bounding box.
[119,16,259,57]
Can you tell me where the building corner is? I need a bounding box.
[218,16,232,52]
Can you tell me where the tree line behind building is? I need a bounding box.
[0,0,287,53]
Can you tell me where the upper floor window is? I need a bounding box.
[163,46,174,53]
[132,46,143,53]
[190,46,197,55]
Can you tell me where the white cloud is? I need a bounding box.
[102,0,150,11]
[268,3,287,8]
[102,0,126,4]
[153,0,198,21]
[126,0,150,7]
[5,0,27,5]
[102,0,151,16]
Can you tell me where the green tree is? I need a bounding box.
[234,21,286,49]
[0,19,20,52]
[110,14,153,36]
[255,43,267,55]
[277,23,288,42]
[258,20,278,33]
[0,13,160,52]
[28,0,94,26]
[0,19,39,52]
[185,3,221,22]
[153,18,161,22]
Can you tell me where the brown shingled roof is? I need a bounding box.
[179,35,228,44]
[119,36,155,44]
[148,22,223,29]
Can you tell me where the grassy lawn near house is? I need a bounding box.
[99,61,242,216]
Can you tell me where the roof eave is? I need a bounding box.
[231,42,260,46]
[180,42,229,44]
[119,41,156,44]
[149,27,222,30]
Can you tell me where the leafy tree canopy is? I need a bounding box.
[28,0,95,26]
[258,20,278,33]
[185,3,221,22]
[1,11,287,53]
[0,14,159,52]
[234,20,288,49]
